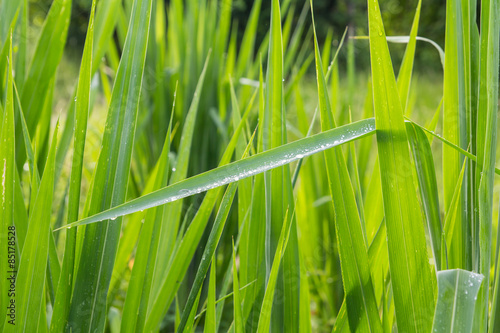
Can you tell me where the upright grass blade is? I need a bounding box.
[475,0,500,330]
[55,0,121,180]
[406,121,443,270]
[232,239,245,333]
[176,182,238,333]
[120,112,174,333]
[257,209,292,333]
[4,120,58,332]
[154,52,211,290]
[311,2,381,331]
[142,91,261,332]
[396,0,421,113]
[431,269,483,332]
[367,0,436,332]
[443,0,466,270]
[204,256,217,333]
[0,37,15,332]
[59,119,376,229]
[15,0,71,170]
[67,0,153,330]
[50,2,96,330]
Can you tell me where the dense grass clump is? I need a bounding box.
[0,0,499,332]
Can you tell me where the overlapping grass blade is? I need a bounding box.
[312,2,381,331]
[406,121,443,270]
[367,0,436,331]
[431,269,483,332]
[66,0,153,330]
[120,112,174,332]
[257,209,292,333]
[176,182,238,333]
[475,0,500,330]
[15,0,71,170]
[443,0,466,270]
[50,1,95,330]
[153,52,211,290]
[4,119,58,331]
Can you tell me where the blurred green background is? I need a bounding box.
[28,0,448,72]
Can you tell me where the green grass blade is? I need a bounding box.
[54,0,121,180]
[396,0,421,113]
[121,112,174,333]
[444,160,467,249]
[0,36,15,332]
[367,0,436,331]
[257,209,292,333]
[432,269,483,332]
[204,257,217,333]
[406,121,443,270]
[5,121,58,332]
[176,182,238,333]
[142,84,258,332]
[154,52,211,287]
[59,119,376,229]
[15,0,71,170]
[443,0,465,269]
[50,1,96,330]
[312,2,382,331]
[66,0,153,330]
[475,0,500,330]
[232,239,245,333]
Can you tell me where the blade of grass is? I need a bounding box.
[256,209,292,333]
[15,0,71,170]
[406,121,443,270]
[0,36,15,332]
[232,239,244,333]
[4,120,58,332]
[50,1,96,330]
[204,256,217,333]
[367,0,436,331]
[58,118,376,229]
[154,52,211,290]
[175,182,238,333]
[475,0,500,330]
[431,269,483,332]
[67,0,153,330]
[120,111,174,333]
[312,2,382,331]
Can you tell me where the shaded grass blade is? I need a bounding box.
[312,2,382,331]
[50,1,96,330]
[67,0,153,330]
[367,0,436,331]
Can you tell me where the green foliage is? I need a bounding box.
[1,0,499,332]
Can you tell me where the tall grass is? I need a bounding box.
[0,0,499,332]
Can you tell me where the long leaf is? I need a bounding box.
[367,0,436,331]
[0,36,15,332]
[58,119,376,229]
[312,2,382,331]
[67,0,153,330]
[50,1,96,330]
